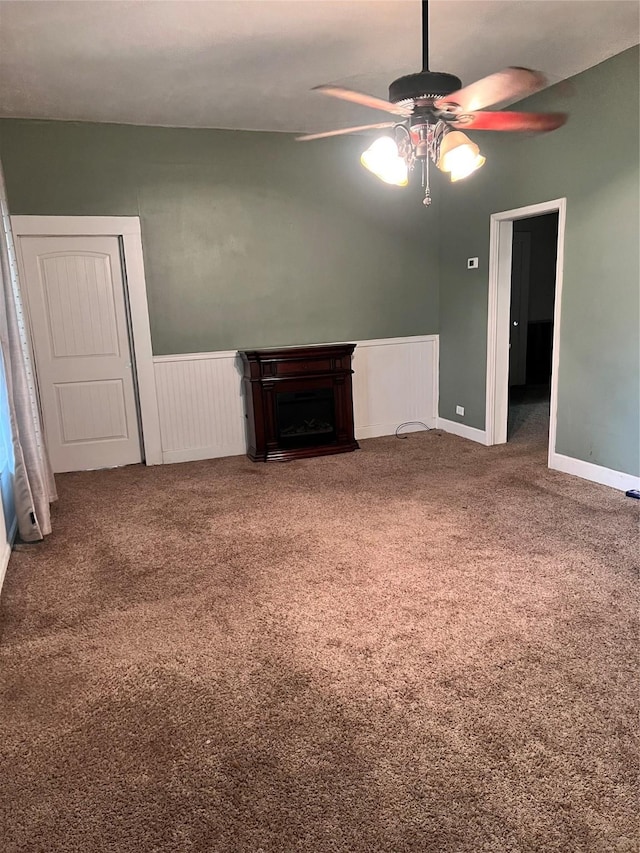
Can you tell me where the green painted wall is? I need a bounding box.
[0,121,440,355]
[1,47,637,477]
[439,46,639,476]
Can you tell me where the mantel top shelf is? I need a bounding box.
[238,342,356,361]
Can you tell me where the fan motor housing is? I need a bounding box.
[389,71,462,106]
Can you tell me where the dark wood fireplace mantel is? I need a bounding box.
[239,344,359,462]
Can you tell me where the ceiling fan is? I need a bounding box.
[296,0,568,205]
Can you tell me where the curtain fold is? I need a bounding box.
[0,160,56,542]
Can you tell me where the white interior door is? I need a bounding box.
[19,235,142,473]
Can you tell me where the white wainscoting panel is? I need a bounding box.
[153,336,438,464]
[153,352,246,463]
[352,336,438,439]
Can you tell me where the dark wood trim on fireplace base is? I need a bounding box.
[239,344,359,463]
[247,441,359,464]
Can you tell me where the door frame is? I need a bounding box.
[11,216,162,465]
[485,197,566,467]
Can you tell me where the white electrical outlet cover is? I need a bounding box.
[467,257,479,269]
[456,405,465,416]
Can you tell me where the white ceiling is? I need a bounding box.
[0,1,638,134]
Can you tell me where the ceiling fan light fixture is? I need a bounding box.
[360,136,409,186]
[437,130,486,181]
[300,2,566,206]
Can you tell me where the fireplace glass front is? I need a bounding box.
[275,389,336,448]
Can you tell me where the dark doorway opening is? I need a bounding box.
[508,211,559,444]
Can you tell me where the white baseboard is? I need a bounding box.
[356,419,436,441]
[0,541,11,595]
[436,417,488,445]
[162,444,246,464]
[0,518,18,598]
[549,451,640,493]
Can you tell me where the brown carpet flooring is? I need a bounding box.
[0,431,638,853]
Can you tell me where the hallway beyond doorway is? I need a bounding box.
[508,384,550,445]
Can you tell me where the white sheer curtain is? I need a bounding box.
[0,160,56,542]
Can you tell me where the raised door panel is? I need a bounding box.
[55,380,129,443]
[40,253,120,359]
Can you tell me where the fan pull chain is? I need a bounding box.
[422,125,433,206]
[423,155,432,206]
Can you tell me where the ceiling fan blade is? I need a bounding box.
[296,122,396,142]
[454,111,568,132]
[435,67,547,113]
[313,85,411,116]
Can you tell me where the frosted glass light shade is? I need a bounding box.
[437,131,486,181]
[360,137,409,186]
[450,153,486,181]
